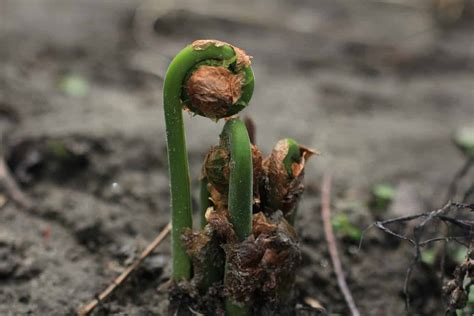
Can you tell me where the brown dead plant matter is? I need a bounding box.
[187,66,244,119]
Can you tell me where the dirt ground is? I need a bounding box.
[1,0,473,315]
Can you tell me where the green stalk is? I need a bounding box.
[222,119,253,241]
[222,118,253,315]
[163,42,254,281]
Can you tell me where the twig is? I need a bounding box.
[321,173,360,316]
[362,156,474,312]
[0,156,32,209]
[77,222,172,316]
[367,201,473,311]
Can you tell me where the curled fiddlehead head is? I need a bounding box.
[165,40,254,120]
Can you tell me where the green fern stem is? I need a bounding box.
[163,41,254,281]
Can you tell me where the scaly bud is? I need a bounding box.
[262,138,316,220]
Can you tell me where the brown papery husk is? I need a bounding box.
[205,205,237,243]
[191,39,252,70]
[261,139,316,220]
[204,142,264,202]
[203,145,230,195]
[186,66,244,119]
[179,209,300,314]
[181,212,228,314]
[224,211,301,314]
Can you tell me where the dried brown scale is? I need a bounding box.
[262,141,292,213]
[232,46,252,70]
[252,212,277,236]
[204,142,264,199]
[191,39,252,70]
[182,219,228,303]
[262,139,315,218]
[182,228,211,257]
[205,206,237,243]
[208,183,228,211]
[234,236,266,267]
[203,145,230,194]
[261,248,283,268]
[192,39,227,50]
[224,237,265,303]
[224,212,301,306]
[186,66,244,119]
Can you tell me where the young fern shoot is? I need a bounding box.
[162,40,254,281]
[221,119,253,241]
[263,138,316,224]
[221,119,254,315]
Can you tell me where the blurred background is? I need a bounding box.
[0,0,473,315]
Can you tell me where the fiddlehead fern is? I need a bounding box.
[200,118,254,312]
[220,118,253,241]
[263,138,315,224]
[163,40,254,281]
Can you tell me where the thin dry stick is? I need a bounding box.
[321,173,360,316]
[77,222,172,316]
[0,156,32,209]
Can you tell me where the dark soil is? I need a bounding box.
[1,0,473,315]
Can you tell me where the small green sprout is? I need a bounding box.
[452,246,468,264]
[420,244,468,267]
[453,126,474,157]
[59,74,89,97]
[421,248,437,266]
[331,213,362,242]
[370,183,395,212]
